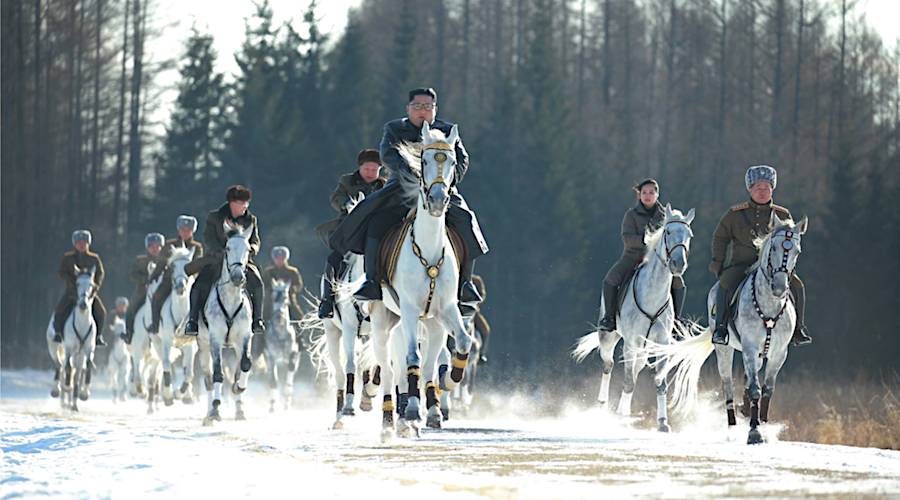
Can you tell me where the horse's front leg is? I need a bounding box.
[398,304,423,423]
[597,330,620,408]
[760,337,789,424]
[175,343,196,404]
[741,346,764,444]
[80,349,94,401]
[420,319,446,429]
[617,336,646,417]
[160,334,176,406]
[649,324,670,432]
[370,306,399,441]
[715,344,737,425]
[204,333,224,426]
[341,315,359,416]
[436,304,471,393]
[233,332,252,395]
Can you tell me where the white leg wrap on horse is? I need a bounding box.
[213,382,222,403]
[598,373,611,403]
[657,394,668,420]
[618,391,633,416]
[238,370,249,390]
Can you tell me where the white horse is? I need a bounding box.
[156,246,198,406]
[366,121,474,439]
[648,217,808,444]
[573,205,695,432]
[45,266,98,411]
[107,317,132,404]
[313,253,382,428]
[263,279,301,413]
[129,260,164,414]
[198,222,255,425]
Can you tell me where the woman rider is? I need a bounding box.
[597,179,686,331]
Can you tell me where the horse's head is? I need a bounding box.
[73,265,96,311]
[756,216,808,298]
[646,205,695,276]
[270,279,290,326]
[112,316,125,339]
[223,221,252,286]
[168,247,196,296]
[419,121,458,217]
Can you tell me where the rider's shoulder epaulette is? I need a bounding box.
[730,202,750,212]
[64,251,76,257]
[86,251,99,258]
[286,265,300,273]
[263,265,276,272]
[165,238,179,245]
[772,204,790,214]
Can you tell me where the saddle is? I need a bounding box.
[376,211,468,287]
[615,263,642,315]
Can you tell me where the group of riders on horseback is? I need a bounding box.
[597,165,812,347]
[52,87,493,364]
[52,86,806,371]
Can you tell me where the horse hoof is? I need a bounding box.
[748,428,764,445]
[164,397,174,407]
[235,411,246,421]
[232,382,245,395]
[332,420,344,430]
[380,428,394,443]
[341,407,355,417]
[426,414,442,429]
[657,419,671,433]
[182,395,194,405]
[404,407,420,422]
[360,398,373,412]
[202,417,216,427]
[79,391,89,401]
[51,387,60,398]
[269,405,276,414]
[441,408,450,421]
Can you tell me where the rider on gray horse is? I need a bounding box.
[53,230,107,347]
[123,232,164,343]
[184,185,265,336]
[146,215,204,334]
[329,88,489,314]
[263,246,304,324]
[597,179,686,332]
[709,165,812,346]
[316,149,387,319]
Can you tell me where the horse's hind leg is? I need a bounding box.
[742,348,764,444]
[617,340,646,417]
[80,356,93,401]
[233,336,252,395]
[651,347,670,432]
[715,346,737,425]
[597,330,619,408]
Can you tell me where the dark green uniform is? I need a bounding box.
[147,237,204,331]
[125,253,161,333]
[54,250,106,336]
[262,264,304,320]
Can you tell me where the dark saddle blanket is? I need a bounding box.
[615,261,642,315]
[377,213,468,287]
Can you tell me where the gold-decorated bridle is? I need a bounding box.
[420,141,453,211]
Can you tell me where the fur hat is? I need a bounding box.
[357,149,382,166]
[145,233,164,249]
[176,215,198,232]
[271,246,290,260]
[745,165,777,191]
[116,297,130,308]
[72,230,92,246]
[226,185,252,202]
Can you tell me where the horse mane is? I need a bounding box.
[643,208,687,261]
[748,218,797,274]
[166,246,192,267]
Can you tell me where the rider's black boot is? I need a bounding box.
[712,284,730,345]
[184,280,206,336]
[353,237,383,301]
[459,261,482,305]
[790,283,812,346]
[671,286,687,339]
[598,282,618,331]
[318,265,335,318]
[146,294,163,334]
[94,315,107,347]
[52,310,66,343]
[248,278,265,334]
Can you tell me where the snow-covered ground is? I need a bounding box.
[2,368,899,499]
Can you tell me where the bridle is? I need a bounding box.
[654,220,692,267]
[419,142,454,212]
[765,230,800,282]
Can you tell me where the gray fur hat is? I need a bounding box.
[145,233,164,249]
[176,215,198,231]
[271,246,290,260]
[72,230,92,246]
[116,297,130,308]
[745,165,777,191]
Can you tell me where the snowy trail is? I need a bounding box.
[2,369,899,499]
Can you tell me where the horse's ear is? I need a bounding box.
[665,203,673,219]
[685,208,695,224]
[447,124,459,146]
[222,220,234,238]
[797,215,808,235]
[88,267,96,279]
[74,264,81,275]
[421,120,432,144]
[188,247,196,261]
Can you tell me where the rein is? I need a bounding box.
[71,314,95,350]
[765,229,799,283]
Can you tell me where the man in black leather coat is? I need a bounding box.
[329,88,489,312]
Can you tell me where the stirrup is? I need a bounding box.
[598,316,616,332]
[184,318,199,336]
[52,331,63,343]
[317,298,334,319]
[95,335,107,347]
[712,326,729,345]
[252,319,265,334]
[459,281,483,305]
[790,325,812,346]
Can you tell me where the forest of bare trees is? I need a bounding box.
[3,0,898,380]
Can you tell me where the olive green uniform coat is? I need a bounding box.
[262,264,304,319]
[54,250,106,326]
[605,202,685,290]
